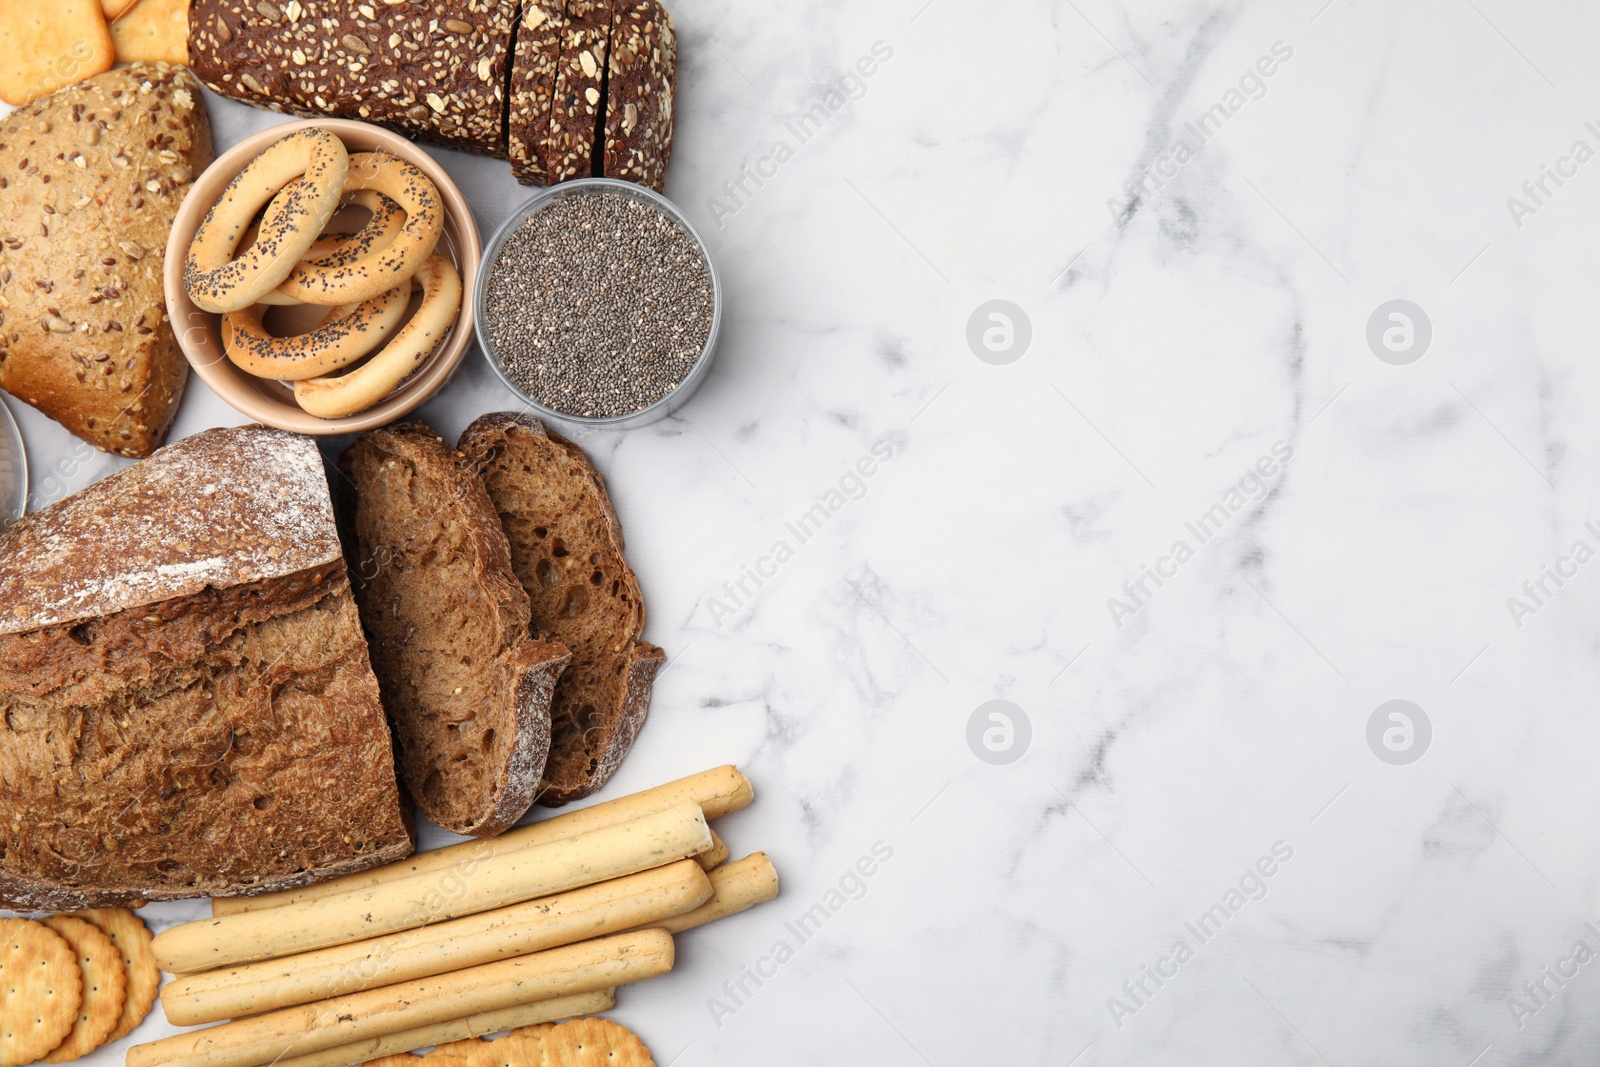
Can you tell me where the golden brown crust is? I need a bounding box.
[0,63,211,457]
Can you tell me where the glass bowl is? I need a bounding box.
[0,397,25,529]
[473,178,722,430]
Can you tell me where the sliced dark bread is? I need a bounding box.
[540,0,613,185]
[507,0,566,184]
[602,0,676,191]
[459,412,664,806]
[339,422,571,837]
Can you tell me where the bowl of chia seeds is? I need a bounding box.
[474,178,720,428]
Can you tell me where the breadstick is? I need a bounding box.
[156,808,709,974]
[695,830,730,872]
[267,989,615,1067]
[214,767,753,916]
[163,860,710,1025]
[127,930,672,1067]
[634,853,779,935]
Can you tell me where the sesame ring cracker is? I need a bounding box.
[223,282,412,381]
[254,188,410,308]
[294,253,461,418]
[274,152,444,307]
[184,127,350,313]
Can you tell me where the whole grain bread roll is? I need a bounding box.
[0,63,211,457]
[459,413,663,806]
[0,426,414,911]
[339,422,572,836]
[187,0,517,156]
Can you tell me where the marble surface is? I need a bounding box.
[7,0,1600,1063]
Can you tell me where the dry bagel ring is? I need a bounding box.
[276,151,444,307]
[295,253,461,417]
[185,127,349,313]
[253,187,409,307]
[221,283,412,381]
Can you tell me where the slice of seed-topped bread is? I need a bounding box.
[458,412,664,806]
[339,422,571,837]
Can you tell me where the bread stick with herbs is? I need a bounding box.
[163,860,710,1025]
[128,930,673,1067]
[266,989,615,1067]
[695,830,730,872]
[156,808,710,973]
[633,853,779,935]
[213,766,753,916]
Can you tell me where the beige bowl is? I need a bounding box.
[164,118,480,434]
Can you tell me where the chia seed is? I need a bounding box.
[482,188,716,419]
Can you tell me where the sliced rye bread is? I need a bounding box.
[539,0,613,185]
[602,0,676,191]
[458,412,664,806]
[339,422,571,837]
[507,0,566,184]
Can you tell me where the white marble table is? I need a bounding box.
[8,0,1600,1063]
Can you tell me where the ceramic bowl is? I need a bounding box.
[164,118,480,434]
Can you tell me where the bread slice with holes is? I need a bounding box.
[339,422,571,837]
[458,412,664,806]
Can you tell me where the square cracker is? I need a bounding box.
[101,0,140,18]
[0,0,115,106]
[110,0,189,64]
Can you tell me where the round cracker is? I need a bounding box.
[39,916,127,1064]
[0,919,82,1067]
[65,909,157,1042]
[541,1019,654,1067]
[458,1035,545,1067]
[363,1056,424,1067]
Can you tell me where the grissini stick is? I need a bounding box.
[163,860,711,1025]
[695,830,730,872]
[127,930,673,1067]
[631,853,779,935]
[214,766,753,916]
[155,808,710,973]
[266,989,616,1067]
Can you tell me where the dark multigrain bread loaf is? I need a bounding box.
[458,412,663,806]
[0,64,212,457]
[339,422,572,836]
[187,0,517,155]
[0,426,413,911]
[506,0,565,184]
[602,0,675,192]
[540,0,611,185]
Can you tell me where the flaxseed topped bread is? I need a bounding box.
[0,426,413,910]
[459,412,663,806]
[187,0,518,156]
[0,63,211,457]
[340,422,572,836]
